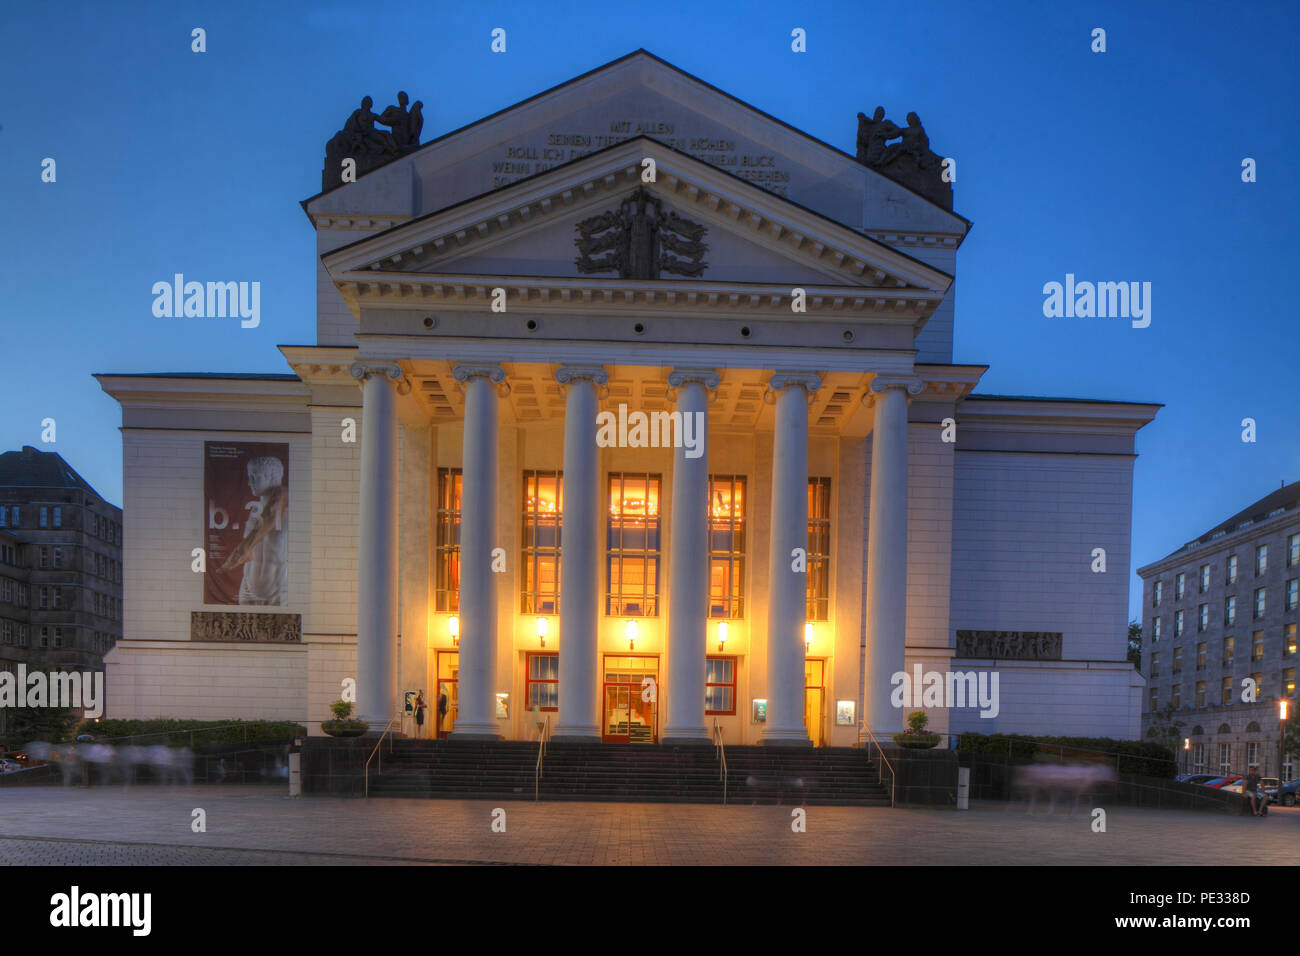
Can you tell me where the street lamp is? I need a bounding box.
[536,616,547,648]
[717,620,728,653]
[448,615,459,648]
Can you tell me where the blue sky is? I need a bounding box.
[1,0,1297,624]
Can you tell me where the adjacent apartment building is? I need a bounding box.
[1138,481,1300,780]
[0,446,124,676]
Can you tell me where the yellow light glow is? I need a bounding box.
[804,622,814,648]
[1281,700,1290,721]
[448,615,459,638]
[536,616,547,638]
[718,621,728,644]
[626,619,638,649]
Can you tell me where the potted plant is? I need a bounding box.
[893,710,941,749]
[321,700,368,738]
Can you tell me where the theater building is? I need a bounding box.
[97,51,1157,745]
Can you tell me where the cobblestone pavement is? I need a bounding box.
[1,786,1298,865]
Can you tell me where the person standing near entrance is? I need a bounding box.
[438,688,449,736]
[1244,764,1263,816]
[413,690,427,739]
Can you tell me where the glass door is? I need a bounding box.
[436,651,459,738]
[805,658,825,747]
[602,654,658,743]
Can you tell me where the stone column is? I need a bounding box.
[349,361,408,731]
[552,366,607,742]
[863,375,922,735]
[449,363,506,740]
[662,368,720,746]
[762,372,820,746]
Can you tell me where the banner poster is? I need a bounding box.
[204,441,289,606]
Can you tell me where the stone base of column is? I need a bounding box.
[661,732,711,746]
[551,732,600,743]
[449,724,502,741]
[761,731,813,747]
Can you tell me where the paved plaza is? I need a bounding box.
[1,786,1298,865]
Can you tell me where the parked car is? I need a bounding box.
[1203,776,1243,789]
[1261,777,1280,799]
[1275,780,1300,807]
[0,758,21,774]
[1179,773,1219,785]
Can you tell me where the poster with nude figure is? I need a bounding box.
[203,441,289,606]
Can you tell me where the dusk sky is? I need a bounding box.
[2,0,1296,623]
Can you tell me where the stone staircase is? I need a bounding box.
[366,739,891,806]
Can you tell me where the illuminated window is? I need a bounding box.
[807,477,831,622]
[1196,642,1206,670]
[521,471,562,614]
[1252,672,1263,695]
[434,468,462,613]
[707,476,746,619]
[1285,668,1295,697]
[1289,533,1299,568]
[1286,623,1297,656]
[526,652,559,711]
[705,656,736,714]
[606,473,661,616]
[1253,630,1265,661]
[1223,636,1234,666]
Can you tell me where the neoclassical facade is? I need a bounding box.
[98,52,1156,745]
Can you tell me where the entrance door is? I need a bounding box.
[804,658,825,747]
[602,654,658,743]
[435,650,459,738]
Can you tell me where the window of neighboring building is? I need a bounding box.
[525,652,558,711]
[1153,580,1163,607]
[1223,636,1235,666]
[1200,564,1210,593]
[520,471,562,615]
[92,514,99,537]
[38,587,48,610]
[1152,617,1161,642]
[53,588,62,610]
[52,547,62,570]
[1247,741,1260,769]
[9,507,18,527]
[1225,596,1236,626]
[1285,667,1296,697]
[1289,533,1299,569]
[1285,752,1295,784]
[1252,672,1263,696]
[39,547,48,569]
[1172,684,1182,709]
[53,507,61,528]
[1175,573,1185,600]
[1256,545,1268,576]
[1253,631,1265,661]
[1255,587,1266,619]
[707,476,746,619]
[1286,622,1298,656]
[1286,579,1298,612]
[1149,688,1158,711]
[1198,604,1208,632]
[1175,610,1184,637]
[16,625,25,647]
[1196,680,1206,707]
[1173,645,1183,674]
[806,477,832,622]
[1227,555,1238,584]
[1196,642,1207,670]
[1194,742,1206,773]
[1150,652,1160,678]
[1221,677,1232,705]
[606,473,661,617]
[705,656,736,714]
[53,627,63,649]
[434,468,462,613]
[39,507,48,528]
[0,509,6,529]
[1217,743,1232,775]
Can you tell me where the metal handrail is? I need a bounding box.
[534,715,550,803]
[713,719,728,805]
[363,716,399,797]
[862,725,897,808]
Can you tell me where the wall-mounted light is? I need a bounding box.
[536,616,547,647]
[626,619,638,651]
[718,620,728,653]
[1183,737,1190,751]
[804,621,814,652]
[1281,699,1290,721]
[449,615,459,648]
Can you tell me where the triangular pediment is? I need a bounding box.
[306,50,968,240]
[323,138,951,301]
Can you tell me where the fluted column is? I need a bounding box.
[662,368,720,745]
[863,375,922,735]
[348,361,408,731]
[552,365,607,742]
[762,371,820,746]
[450,363,507,739]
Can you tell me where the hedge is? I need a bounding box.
[81,719,307,747]
[957,732,1176,778]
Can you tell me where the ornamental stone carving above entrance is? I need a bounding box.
[574,187,708,280]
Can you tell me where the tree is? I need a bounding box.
[1127,620,1142,670]
[1147,702,1185,757]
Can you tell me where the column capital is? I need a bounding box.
[667,367,721,390]
[555,365,609,387]
[864,374,924,406]
[453,362,509,397]
[768,371,822,394]
[349,361,410,395]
